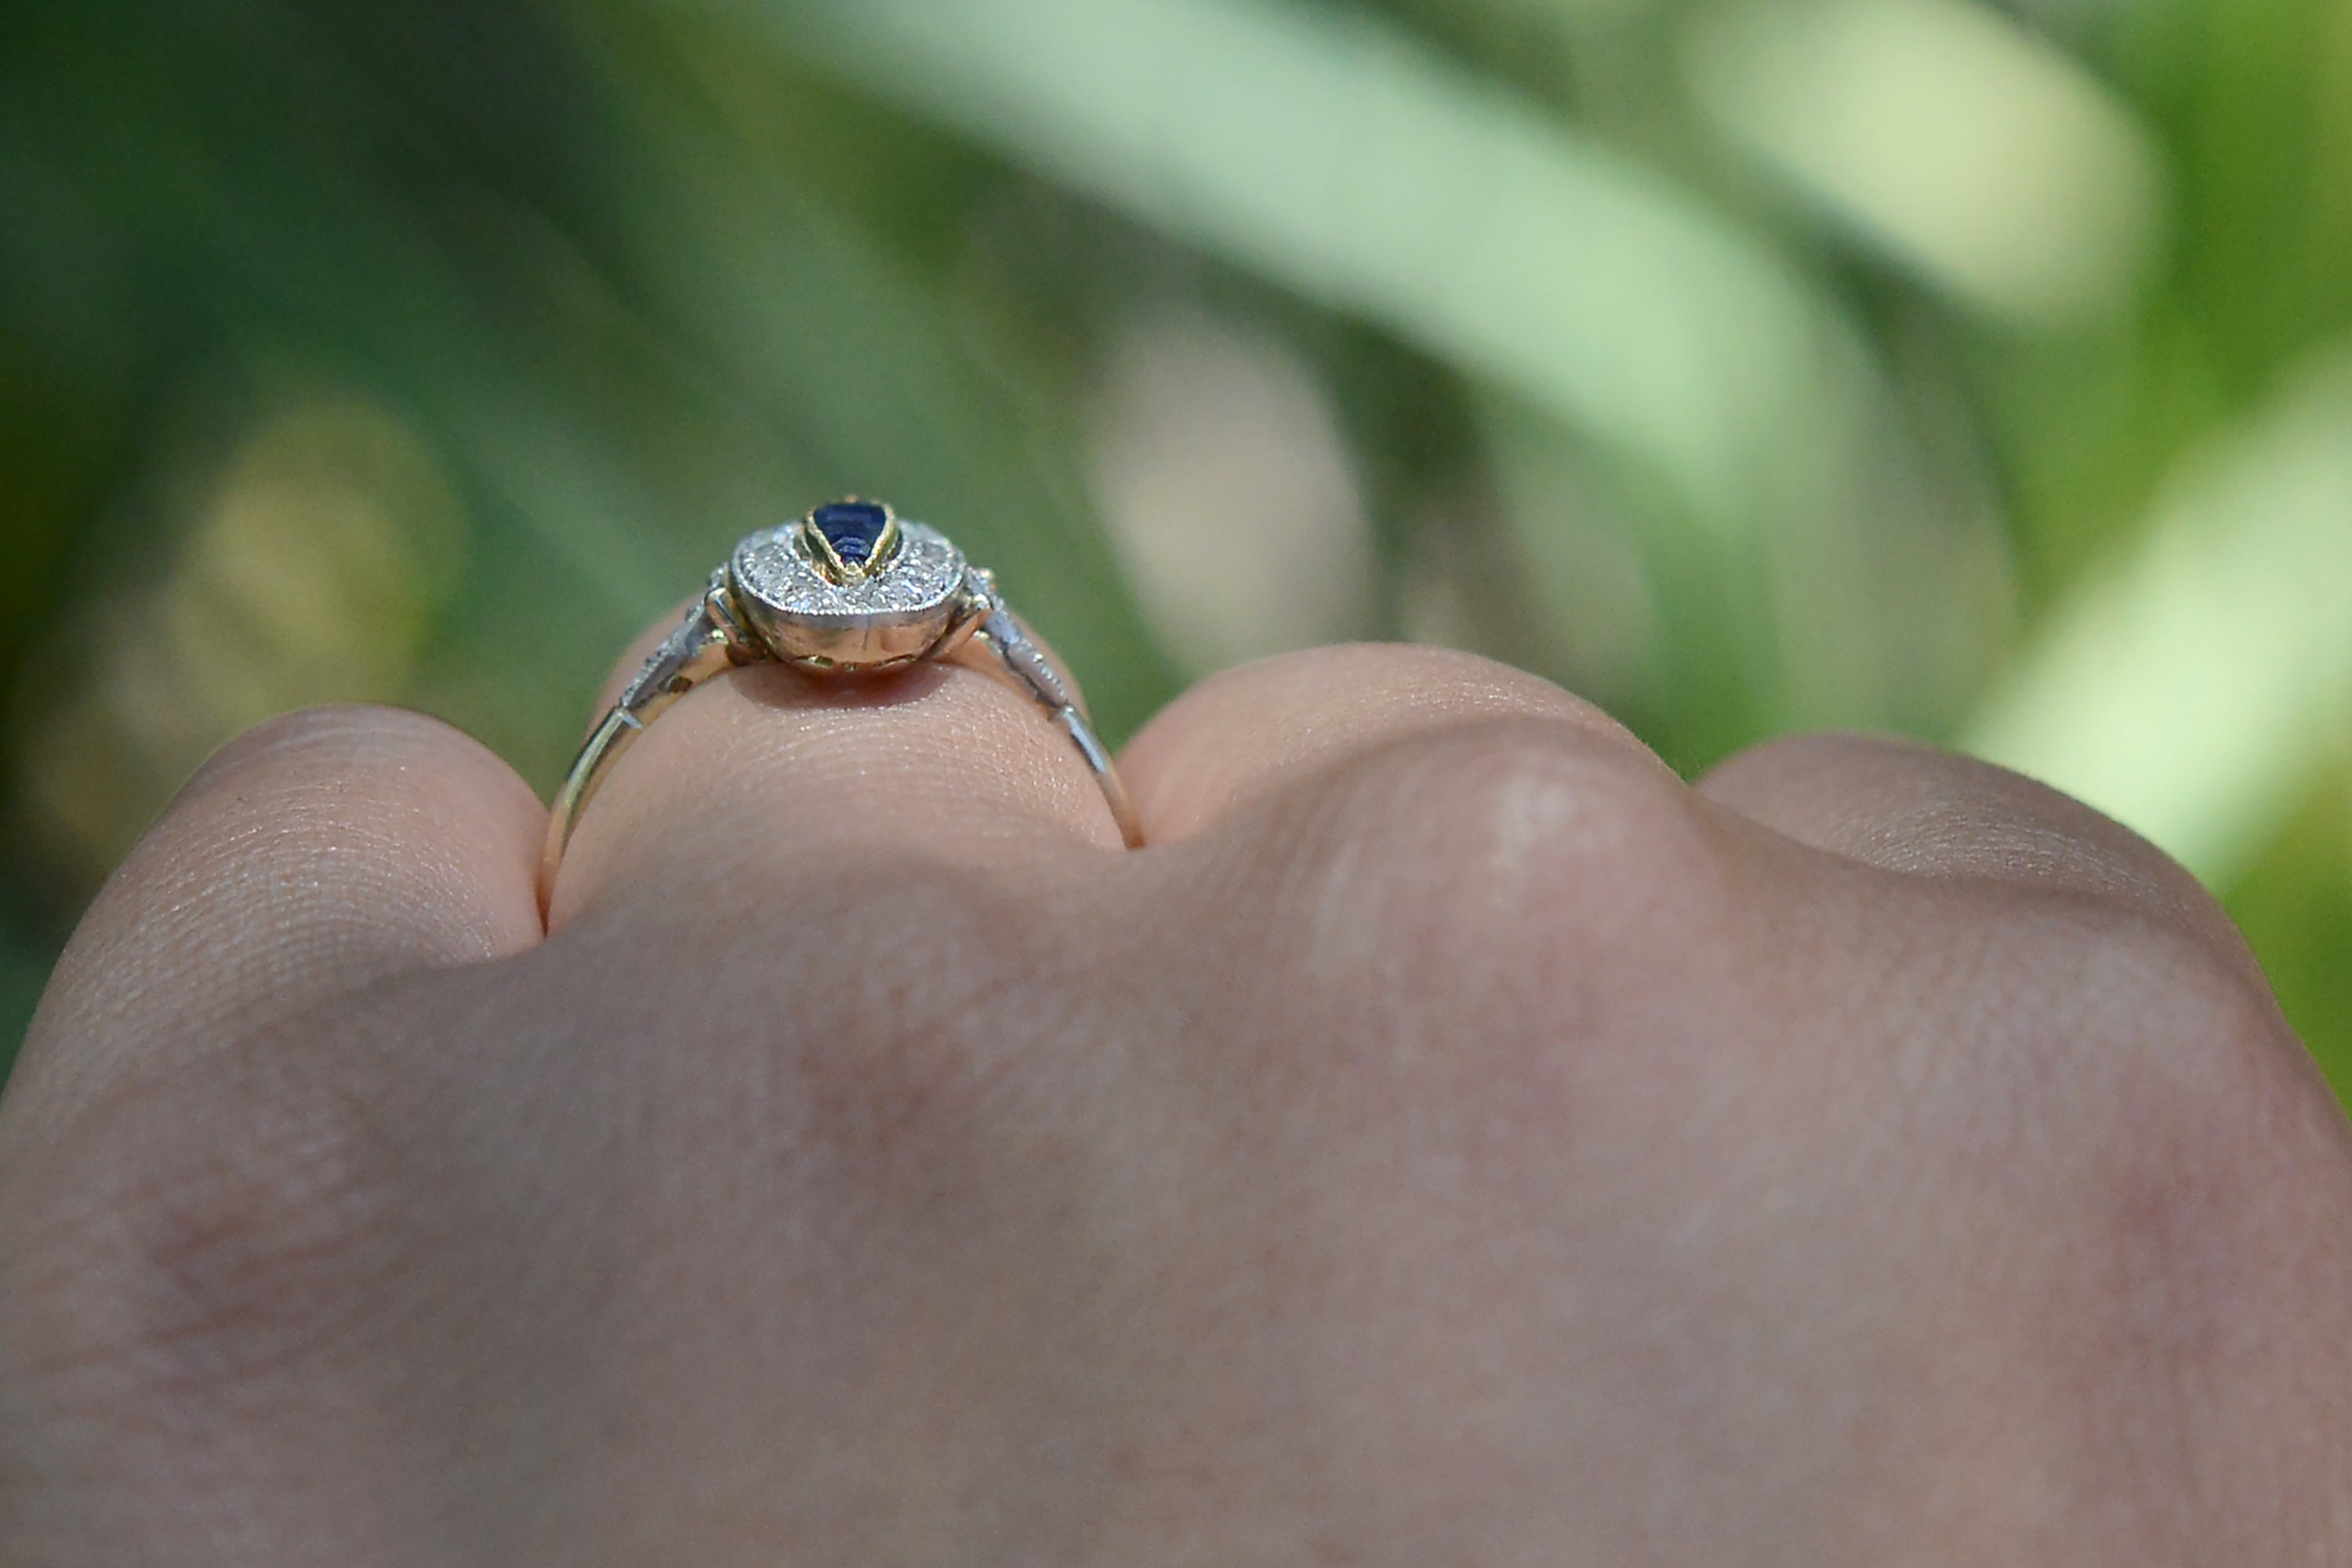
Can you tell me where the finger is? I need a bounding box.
[8,706,546,1145]
[1117,642,1669,843]
[546,620,1128,928]
[1696,731,2260,977]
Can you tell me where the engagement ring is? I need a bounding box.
[541,499,1142,900]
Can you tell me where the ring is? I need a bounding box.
[540,498,1143,899]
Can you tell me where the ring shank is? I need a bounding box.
[539,592,1140,909]
[540,706,646,900]
[951,608,1142,851]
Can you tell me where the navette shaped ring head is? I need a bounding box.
[726,499,987,671]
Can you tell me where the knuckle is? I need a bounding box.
[1320,718,1726,975]
[2060,905,2298,1102]
[2013,900,2334,1261]
[2025,910,2352,1433]
[1266,720,1733,1113]
[0,1051,416,1421]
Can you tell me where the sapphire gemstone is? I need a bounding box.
[811,500,891,567]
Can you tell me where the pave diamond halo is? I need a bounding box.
[728,499,985,671]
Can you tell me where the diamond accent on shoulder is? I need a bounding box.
[620,601,720,711]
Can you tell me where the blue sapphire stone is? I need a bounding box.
[811,500,891,567]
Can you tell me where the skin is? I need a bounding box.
[0,641,2347,1564]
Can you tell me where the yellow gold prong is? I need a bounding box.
[866,514,903,575]
[803,517,853,583]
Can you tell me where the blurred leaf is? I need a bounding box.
[705,0,1873,541]
[1687,0,2166,328]
[1968,346,2352,885]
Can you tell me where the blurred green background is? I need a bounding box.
[2,0,2347,1086]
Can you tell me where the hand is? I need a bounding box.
[4,644,2347,1565]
